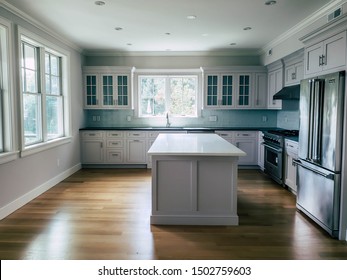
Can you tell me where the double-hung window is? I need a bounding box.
[20,29,70,155]
[0,18,16,164]
[138,73,199,117]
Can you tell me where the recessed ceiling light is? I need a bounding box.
[243,27,252,31]
[165,32,171,35]
[95,1,106,6]
[202,33,209,37]
[187,15,197,20]
[115,27,123,31]
[127,43,132,46]
[265,0,277,5]
[229,43,236,46]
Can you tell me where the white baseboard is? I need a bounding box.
[0,163,81,220]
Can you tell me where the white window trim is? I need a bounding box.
[0,17,18,164]
[133,68,203,118]
[18,27,72,157]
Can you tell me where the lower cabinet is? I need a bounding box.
[215,130,258,166]
[284,139,298,193]
[126,131,147,164]
[80,131,105,164]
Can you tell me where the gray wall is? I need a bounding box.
[0,8,84,217]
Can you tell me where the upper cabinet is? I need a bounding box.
[267,60,283,109]
[300,14,347,78]
[283,49,304,86]
[83,66,134,109]
[304,31,346,76]
[202,66,267,109]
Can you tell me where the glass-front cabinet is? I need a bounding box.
[83,67,133,109]
[204,70,253,109]
[206,74,234,107]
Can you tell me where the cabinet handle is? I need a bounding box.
[319,55,323,66]
[112,142,119,145]
[133,140,140,142]
[322,55,326,66]
[89,133,96,136]
[133,134,140,136]
[100,142,103,148]
[112,153,119,157]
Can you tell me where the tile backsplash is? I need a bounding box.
[85,109,278,128]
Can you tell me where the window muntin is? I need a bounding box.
[139,75,197,117]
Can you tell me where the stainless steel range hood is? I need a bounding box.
[273,84,300,100]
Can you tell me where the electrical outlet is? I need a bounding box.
[92,116,97,121]
[209,115,217,122]
[97,116,101,121]
[262,116,268,122]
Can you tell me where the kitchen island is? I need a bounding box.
[147,133,246,225]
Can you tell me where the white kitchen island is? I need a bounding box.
[147,133,246,226]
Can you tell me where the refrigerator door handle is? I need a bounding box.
[293,159,335,180]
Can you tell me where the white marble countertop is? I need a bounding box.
[148,133,246,156]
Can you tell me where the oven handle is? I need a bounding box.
[261,142,282,153]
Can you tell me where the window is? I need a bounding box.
[0,18,16,164]
[138,75,198,117]
[20,29,70,155]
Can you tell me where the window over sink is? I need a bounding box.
[135,69,201,118]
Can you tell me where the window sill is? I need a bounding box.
[20,136,72,158]
[0,151,19,165]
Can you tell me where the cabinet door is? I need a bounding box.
[116,75,130,107]
[84,74,99,108]
[285,153,297,192]
[254,73,267,108]
[323,31,346,72]
[101,74,114,107]
[206,74,219,107]
[106,149,124,163]
[267,69,282,109]
[305,42,323,76]
[221,74,234,106]
[235,138,257,165]
[81,140,104,163]
[126,139,147,163]
[237,74,251,108]
[285,62,303,86]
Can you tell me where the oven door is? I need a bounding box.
[263,143,283,184]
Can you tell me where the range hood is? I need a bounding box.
[273,84,300,100]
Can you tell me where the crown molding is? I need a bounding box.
[0,1,83,53]
[259,0,345,55]
[82,49,261,57]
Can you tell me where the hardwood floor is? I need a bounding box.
[0,168,347,260]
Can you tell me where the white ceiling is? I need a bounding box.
[2,0,339,54]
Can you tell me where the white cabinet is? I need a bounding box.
[81,131,105,163]
[258,131,265,170]
[284,139,299,193]
[215,131,258,166]
[203,67,267,109]
[267,61,283,109]
[254,73,267,109]
[304,31,346,76]
[234,131,258,165]
[105,131,125,163]
[285,61,303,86]
[83,67,133,109]
[126,131,147,163]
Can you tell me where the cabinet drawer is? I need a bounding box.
[148,131,161,139]
[127,131,147,138]
[234,131,257,138]
[215,131,233,138]
[106,139,124,148]
[107,131,124,138]
[81,131,104,139]
[106,149,124,163]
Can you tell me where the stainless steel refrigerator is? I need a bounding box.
[295,71,345,238]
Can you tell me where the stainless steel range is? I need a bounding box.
[262,130,299,184]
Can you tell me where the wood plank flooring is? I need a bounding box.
[0,168,347,260]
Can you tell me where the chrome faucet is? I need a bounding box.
[166,112,171,127]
